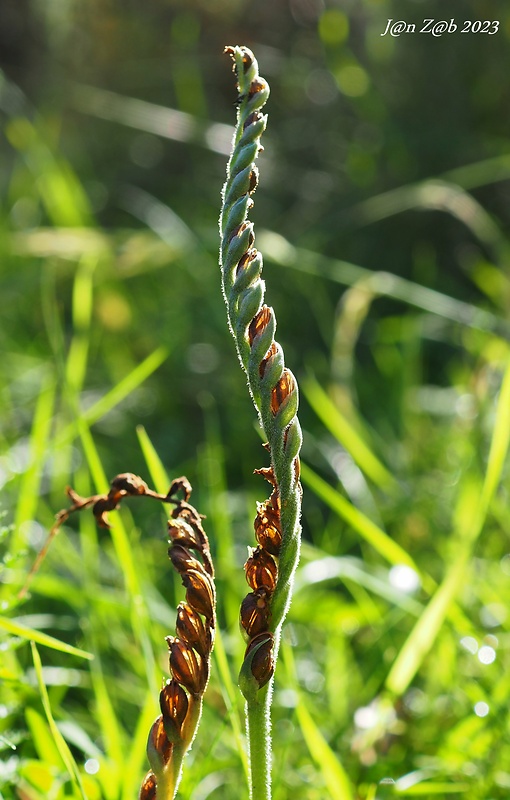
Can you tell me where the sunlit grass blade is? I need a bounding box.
[136,424,171,493]
[479,356,510,514]
[303,374,396,490]
[301,463,418,570]
[385,556,467,697]
[395,782,470,795]
[0,733,16,750]
[295,555,423,617]
[386,356,510,696]
[30,641,88,800]
[77,420,158,697]
[9,227,178,276]
[0,616,93,660]
[444,153,510,190]
[25,706,63,768]
[4,109,93,228]
[65,254,97,395]
[120,184,197,250]
[79,345,168,429]
[71,83,233,155]
[282,642,354,800]
[11,376,56,556]
[87,639,125,800]
[56,346,168,449]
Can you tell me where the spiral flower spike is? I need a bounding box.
[219,46,302,800]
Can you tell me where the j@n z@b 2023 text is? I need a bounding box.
[381,19,500,37]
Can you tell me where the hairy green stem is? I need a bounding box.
[246,685,272,800]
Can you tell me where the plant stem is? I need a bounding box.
[246,685,272,800]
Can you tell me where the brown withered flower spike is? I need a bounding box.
[140,478,216,798]
[19,471,216,800]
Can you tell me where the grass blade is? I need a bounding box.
[30,641,88,800]
[56,346,168,449]
[386,357,510,696]
[12,376,56,555]
[303,375,396,490]
[258,230,508,338]
[121,689,158,800]
[301,463,417,570]
[136,424,171,493]
[88,640,125,800]
[77,419,158,698]
[0,616,93,660]
[396,782,469,795]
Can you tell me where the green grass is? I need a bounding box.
[2,7,510,799]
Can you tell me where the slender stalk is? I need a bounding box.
[219,45,302,799]
[246,684,271,800]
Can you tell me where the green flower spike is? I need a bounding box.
[219,45,303,800]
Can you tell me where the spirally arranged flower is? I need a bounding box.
[219,44,303,800]
[219,45,302,693]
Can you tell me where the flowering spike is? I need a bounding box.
[219,44,304,800]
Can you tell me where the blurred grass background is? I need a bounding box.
[1,0,510,798]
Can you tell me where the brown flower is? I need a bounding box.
[244,547,277,592]
[254,500,282,556]
[139,771,157,800]
[110,473,149,497]
[146,715,173,772]
[168,517,202,550]
[270,369,295,416]
[167,637,208,695]
[169,544,203,575]
[240,589,271,640]
[176,602,212,659]
[181,569,215,621]
[248,305,272,345]
[259,342,278,378]
[159,678,189,741]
